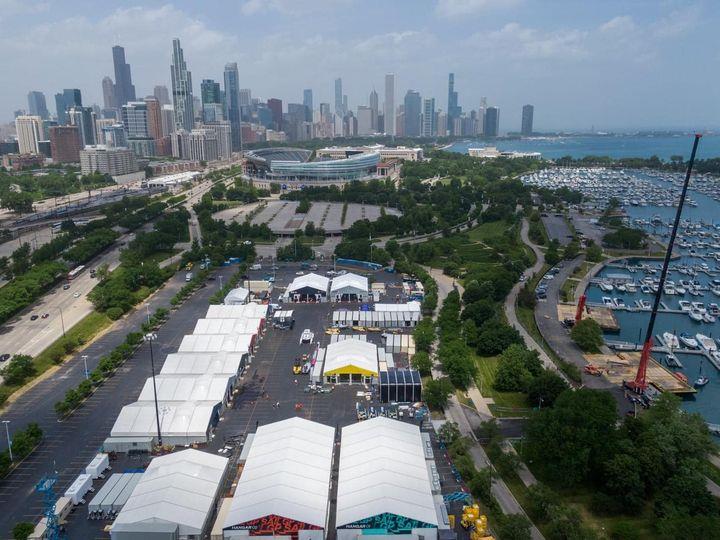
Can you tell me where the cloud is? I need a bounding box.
[651,5,700,38]
[0,0,49,20]
[240,0,354,16]
[467,22,588,61]
[435,0,520,18]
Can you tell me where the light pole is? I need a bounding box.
[145,333,163,448]
[82,355,89,380]
[58,306,66,338]
[145,303,151,325]
[219,275,223,291]
[2,421,12,461]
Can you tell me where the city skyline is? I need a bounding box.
[0,1,717,131]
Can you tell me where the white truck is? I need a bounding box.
[185,272,193,282]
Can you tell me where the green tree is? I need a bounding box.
[410,351,432,376]
[12,522,35,540]
[570,318,603,352]
[497,514,532,540]
[545,240,561,266]
[439,339,476,388]
[527,371,569,408]
[586,243,603,262]
[1,192,33,213]
[494,344,542,392]
[476,319,522,356]
[296,199,311,213]
[3,355,36,386]
[424,377,454,410]
[413,318,436,352]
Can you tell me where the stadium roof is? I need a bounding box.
[324,339,378,377]
[286,273,330,294]
[336,417,438,528]
[112,449,228,537]
[330,273,369,293]
[224,417,335,530]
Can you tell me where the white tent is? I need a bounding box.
[223,287,250,305]
[110,401,218,446]
[205,304,268,320]
[323,339,378,384]
[178,334,253,355]
[160,353,245,378]
[193,318,262,337]
[285,273,329,302]
[336,417,438,538]
[374,301,422,312]
[111,449,228,540]
[330,273,369,301]
[137,375,232,405]
[223,417,334,537]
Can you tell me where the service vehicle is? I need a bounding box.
[300,329,314,344]
[292,358,303,375]
[185,272,193,282]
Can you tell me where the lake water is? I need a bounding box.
[446,134,720,160]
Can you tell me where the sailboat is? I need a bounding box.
[694,358,709,387]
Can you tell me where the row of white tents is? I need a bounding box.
[105,303,268,451]
[284,272,370,302]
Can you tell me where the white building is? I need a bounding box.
[202,121,232,160]
[468,147,541,160]
[316,145,423,161]
[111,449,228,540]
[330,273,369,302]
[223,417,334,539]
[15,115,43,154]
[336,418,439,540]
[285,273,330,303]
[223,287,250,305]
[80,145,138,176]
[173,128,219,161]
[322,339,378,384]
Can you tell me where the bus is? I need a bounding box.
[67,265,85,280]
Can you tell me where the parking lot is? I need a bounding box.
[541,212,573,246]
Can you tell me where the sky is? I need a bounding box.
[0,0,718,131]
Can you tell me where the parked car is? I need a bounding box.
[41,313,49,319]
[30,314,39,321]
[300,329,314,344]
[0,354,10,362]
[63,284,70,290]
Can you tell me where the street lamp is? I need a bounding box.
[145,333,163,447]
[82,355,89,380]
[2,420,12,461]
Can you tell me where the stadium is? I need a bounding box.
[242,147,382,190]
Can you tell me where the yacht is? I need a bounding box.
[679,300,692,311]
[704,313,716,323]
[696,334,717,352]
[694,359,709,387]
[675,286,687,295]
[680,333,699,349]
[614,298,626,308]
[616,283,627,293]
[663,332,679,349]
[689,310,704,322]
[599,282,614,292]
[691,302,707,314]
[641,284,652,294]
[638,299,651,310]
[602,297,614,307]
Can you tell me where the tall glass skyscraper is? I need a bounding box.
[403,90,421,137]
[384,74,395,136]
[112,45,136,108]
[303,89,313,121]
[422,98,435,138]
[223,62,242,152]
[334,78,343,117]
[521,104,534,136]
[27,91,49,119]
[447,73,460,135]
[484,107,500,137]
[170,38,194,131]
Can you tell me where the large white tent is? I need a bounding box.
[160,352,245,378]
[223,287,250,305]
[323,339,378,384]
[330,273,368,301]
[374,301,422,312]
[206,304,268,320]
[137,375,232,406]
[223,417,334,539]
[110,401,219,446]
[178,334,253,355]
[193,318,263,337]
[285,273,330,302]
[336,417,438,540]
[111,449,228,540]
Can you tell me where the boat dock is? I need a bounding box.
[557,303,619,331]
[606,335,720,372]
[585,351,695,395]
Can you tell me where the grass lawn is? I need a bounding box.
[0,311,112,408]
[474,354,530,416]
[144,249,181,266]
[467,220,511,243]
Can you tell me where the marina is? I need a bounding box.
[525,166,720,424]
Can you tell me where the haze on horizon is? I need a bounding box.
[0,0,717,132]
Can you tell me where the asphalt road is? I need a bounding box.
[541,213,572,246]
[0,266,236,537]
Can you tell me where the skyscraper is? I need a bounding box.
[170,38,194,131]
[27,91,49,119]
[369,89,379,131]
[447,73,460,135]
[384,74,395,136]
[112,45,136,108]
[49,126,81,163]
[55,89,82,125]
[303,89,313,121]
[357,106,373,136]
[144,96,163,140]
[223,63,242,152]
[403,90,421,137]
[102,77,115,110]
[201,79,224,123]
[334,78,343,117]
[153,85,170,106]
[67,106,95,146]
[267,98,283,131]
[521,104,534,136]
[15,116,43,154]
[483,107,500,137]
[422,98,435,138]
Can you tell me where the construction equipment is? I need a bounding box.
[584,364,602,376]
[460,504,490,540]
